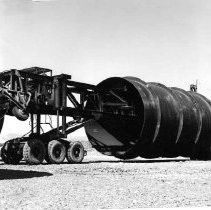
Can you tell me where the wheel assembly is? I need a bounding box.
[66,141,84,163]
[46,140,66,164]
[0,139,22,164]
[23,139,46,164]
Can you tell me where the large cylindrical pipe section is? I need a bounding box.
[85,77,211,160]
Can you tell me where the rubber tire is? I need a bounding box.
[66,141,84,163]
[45,153,51,164]
[47,140,66,164]
[23,139,45,165]
[1,141,13,164]
[12,106,29,121]
[1,140,22,164]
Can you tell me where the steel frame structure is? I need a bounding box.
[0,67,134,164]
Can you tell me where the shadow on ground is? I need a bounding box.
[0,158,191,167]
[0,169,53,180]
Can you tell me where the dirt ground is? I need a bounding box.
[0,149,211,209]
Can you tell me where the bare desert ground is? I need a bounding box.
[0,149,211,209]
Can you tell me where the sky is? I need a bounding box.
[0,0,211,140]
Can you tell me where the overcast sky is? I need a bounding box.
[0,0,211,139]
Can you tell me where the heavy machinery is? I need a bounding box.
[0,67,211,165]
[0,67,97,164]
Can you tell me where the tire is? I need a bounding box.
[23,139,45,164]
[1,140,22,164]
[66,141,84,163]
[47,140,66,164]
[1,141,12,164]
[45,153,51,164]
[12,106,29,121]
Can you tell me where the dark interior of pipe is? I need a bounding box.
[85,77,144,157]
